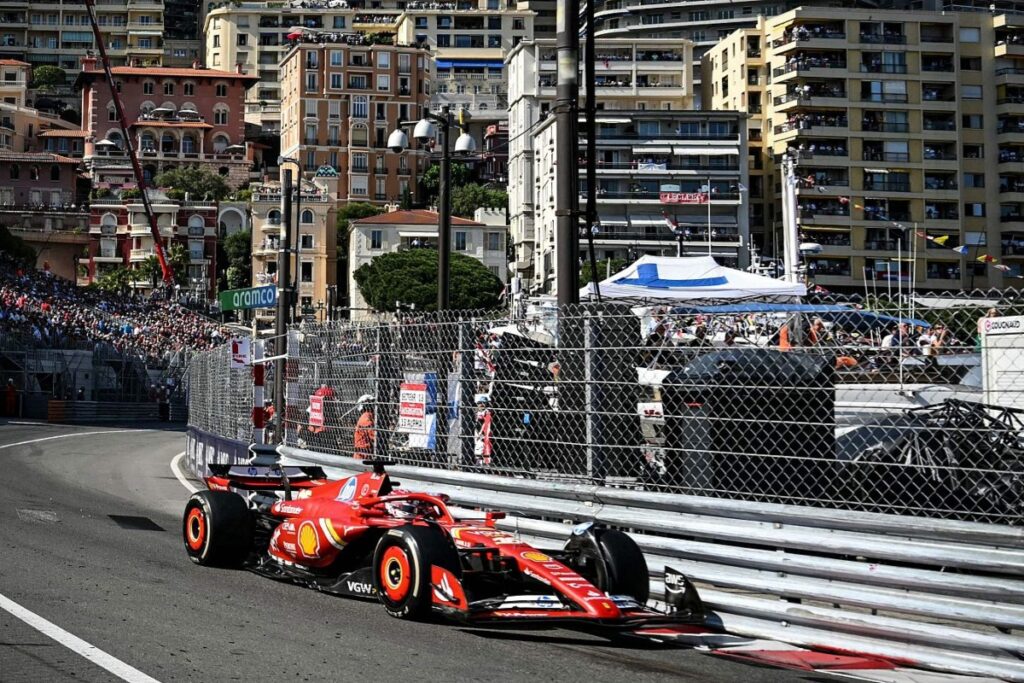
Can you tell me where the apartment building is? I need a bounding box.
[85,194,219,300]
[0,60,78,153]
[0,0,167,76]
[77,59,258,190]
[278,36,430,205]
[203,0,532,133]
[250,168,339,323]
[703,7,1024,291]
[346,208,507,320]
[508,38,745,293]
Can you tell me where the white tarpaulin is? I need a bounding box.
[580,255,807,300]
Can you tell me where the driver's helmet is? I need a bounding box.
[385,500,427,519]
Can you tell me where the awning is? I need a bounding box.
[632,146,672,154]
[674,146,739,155]
[130,29,164,36]
[397,230,435,238]
[436,60,504,69]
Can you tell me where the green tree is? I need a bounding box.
[336,201,384,258]
[137,243,189,287]
[421,162,472,204]
[223,229,251,290]
[451,183,507,219]
[354,248,503,313]
[30,66,65,93]
[154,165,231,201]
[94,267,135,296]
[580,257,628,286]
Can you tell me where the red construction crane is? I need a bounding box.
[82,0,174,286]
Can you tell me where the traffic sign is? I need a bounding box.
[219,285,277,311]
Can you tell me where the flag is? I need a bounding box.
[953,245,969,255]
[915,230,928,239]
[993,264,1012,272]
[498,284,508,300]
[932,235,949,245]
[287,30,303,40]
[838,196,850,205]
[663,212,678,230]
[977,254,998,264]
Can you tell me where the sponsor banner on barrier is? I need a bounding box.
[186,426,250,478]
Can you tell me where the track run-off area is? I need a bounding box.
[0,420,968,682]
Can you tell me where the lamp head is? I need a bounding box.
[387,129,409,153]
[412,118,435,144]
[799,242,823,255]
[454,132,477,155]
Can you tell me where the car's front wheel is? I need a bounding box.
[372,525,460,619]
[182,490,252,567]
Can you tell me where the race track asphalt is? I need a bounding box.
[0,422,823,683]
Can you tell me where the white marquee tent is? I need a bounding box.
[580,255,807,300]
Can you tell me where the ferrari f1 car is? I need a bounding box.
[182,460,703,629]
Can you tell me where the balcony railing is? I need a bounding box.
[773,59,847,77]
[863,181,912,192]
[863,151,909,162]
[861,93,908,103]
[860,63,908,74]
[923,120,956,131]
[860,33,906,44]
[862,121,910,133]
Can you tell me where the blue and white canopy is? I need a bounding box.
[580,255,807,300]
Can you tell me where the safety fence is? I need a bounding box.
[184,289,1024,678]
[185,295,1022,525]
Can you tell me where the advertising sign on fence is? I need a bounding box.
[398,382,427,433]
[308,394,324,428]
[229,337,250,369]
[660,191,709,204]
[219,285,278,312]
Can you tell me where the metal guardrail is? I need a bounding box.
[280,447,1024,682]
[47,400,162,423]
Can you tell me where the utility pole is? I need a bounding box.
[273,170,294,443]
[583,0,600,301]
[437,105,453,310]
[555,0,580,306]
[779,152,801,284]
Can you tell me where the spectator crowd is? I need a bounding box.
[0,254,228,367]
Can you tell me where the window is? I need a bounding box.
[214,107,228,125]
[352,95,368,118]
[960,56,981,70]
[329,100,341,119]
[49,165,59,181]
[301,209,314,224]
[300,234,313,249]
[237,34,247,46]
[377,74,390,91]
[333,17,346,29]
[9,165,18,180]
[163,82,174,96]
[300,261,313,282]
[962,114,983,129]
[108,105,117,122]
[964,202,985,217]
[216,83,227,97]
[305,72,317,91]
[305,123,318,143]
[213,35,220,48]
[352,152,368,171]
[486,232,501,251]
[183,82,195,96]
[348,74,368,89]
[377,52,390,69]
[963,172,985,188]
[959,27,980,43]
[375,102,386,120]
[437,34,450,48]
[330,73,343,89]
[370,229,382,249]
[963,144,983,159]
[375,177,386,200]
[330,50,343,66]
[962,84,982,99]
[513,18,525,31]
[143,81,154,95]
[352,175,368,195]
[454,231,467,251]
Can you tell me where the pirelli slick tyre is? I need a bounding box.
[182,490,253,567]
[373,525,460,620]
[567,526,650,604]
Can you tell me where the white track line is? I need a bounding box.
[0,430,148,451]
[0,592,161,683]
[170,451,199,493]
[0,429,162,683]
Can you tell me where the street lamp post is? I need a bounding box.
[388,105,476,311]
[278,155,302,323]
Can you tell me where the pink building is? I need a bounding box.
[77,59,258,190]
[0,151,80,207]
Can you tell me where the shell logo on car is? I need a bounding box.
[298,520,321,558]
[520,550,551,562]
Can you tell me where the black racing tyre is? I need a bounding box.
[182,490,253,567]
[372,524,461,620]
[571,528,650,604]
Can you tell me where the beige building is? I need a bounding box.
[277,37,430,206]
[250,167,340,323]
[0,60,77,153]
[347,208,508,320]
[202,0,533,133]
[703,7,1024,291]
[0,0,167,76]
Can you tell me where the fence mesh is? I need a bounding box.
[188,290,1024,524]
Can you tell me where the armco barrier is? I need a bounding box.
[280,445,1024,682]
[47,400,161,424]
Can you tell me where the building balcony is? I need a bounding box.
[129,248,153,260]
[774,116,848,136]
[859,32,906,45]
[772,59,847,80]
[92,254,122,263]
[995,41,1024,58]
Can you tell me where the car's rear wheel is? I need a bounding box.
[182,490,253,567]
[373,525,460,619]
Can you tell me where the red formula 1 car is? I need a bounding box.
[182,460,703,630]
